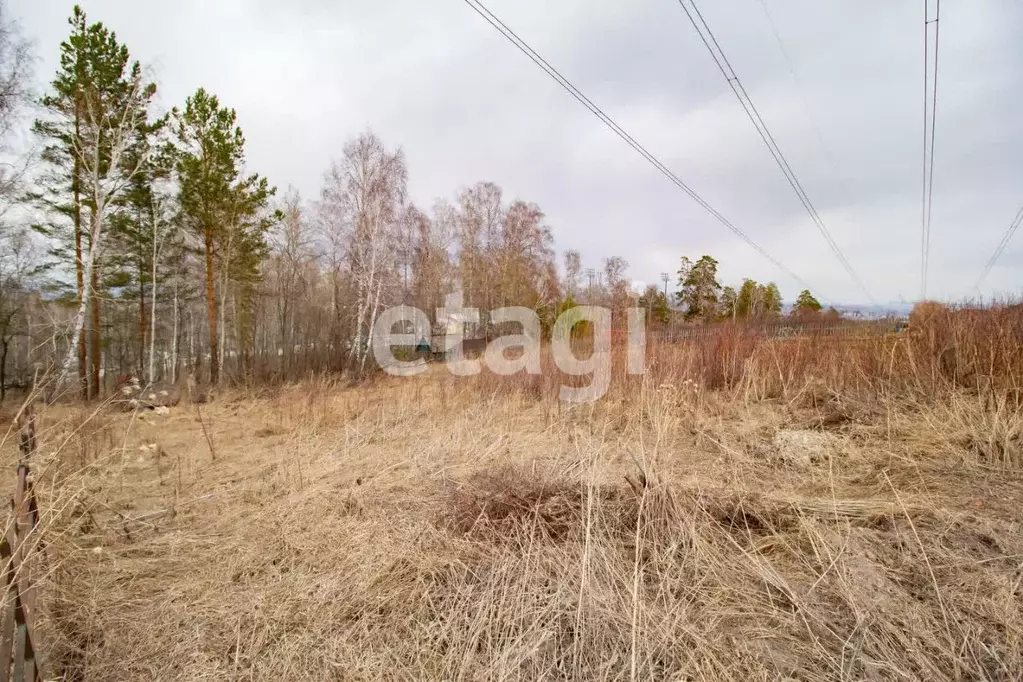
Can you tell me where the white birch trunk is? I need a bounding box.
[57,209,103,394]
[171,278,179,384]
[361,278,382,373]
[147,225,159,383]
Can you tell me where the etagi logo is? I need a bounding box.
[371,293,646,404]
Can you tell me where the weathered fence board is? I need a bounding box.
[0,412,42,682]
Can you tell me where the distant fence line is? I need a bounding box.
[650,319,903,343]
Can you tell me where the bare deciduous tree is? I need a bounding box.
[318,131,407,372]
[268,188,315,373]
[563,250,581,300]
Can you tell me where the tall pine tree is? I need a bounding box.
[174,88,276,385]
[31,6,88,397]
[33,6,158,396]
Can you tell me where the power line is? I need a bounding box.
[974,202,1023,293]
[921,0,941,299]
[674,0,874,303]
[461,0,823,298]
[755,0,844,189]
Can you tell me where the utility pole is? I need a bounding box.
[661,272,671,327]
[584,268,595,304]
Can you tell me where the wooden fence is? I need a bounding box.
[0,412,42,681]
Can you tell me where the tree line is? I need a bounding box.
[0,5,829,400]
[632,254,827,326]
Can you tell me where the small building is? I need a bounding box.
[430,311,482,355]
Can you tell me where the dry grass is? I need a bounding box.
[3,305,1023,680]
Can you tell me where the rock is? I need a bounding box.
[113,380,181,411]
[773,429,836,468]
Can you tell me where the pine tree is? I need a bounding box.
[762,282,782,316]
[33,6,158,396]
[793,289,822,316]
[174,88,276,385]
[719,285,737,320]
[31,6,88,397]
[676,255,720,321]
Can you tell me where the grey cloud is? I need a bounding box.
[10,0,1022,303]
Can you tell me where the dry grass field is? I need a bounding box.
[3,306,1023,681]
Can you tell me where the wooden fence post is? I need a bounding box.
[0,412,42,682]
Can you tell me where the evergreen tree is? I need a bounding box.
[31,6,89,396]
[762,282,782,316]
[174,88,276,385]
[719,285,737,320]
[793,289,823,316]
[33,5,158,396]
[676,255,720,321]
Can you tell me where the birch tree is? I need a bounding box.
[267,189,314,373]
[31,6,89,397]
[318,132,407,372]
[34,8,158,396]
[0,0,32,212]
[457,182,502,313]
[563,250,581,300]
[0,227,34,400]
[496,199,554,310]
[110,134,173,380]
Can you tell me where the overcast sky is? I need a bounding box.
[11,0,1023,305]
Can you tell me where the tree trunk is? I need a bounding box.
[361,279,383,374]
[218,235,236,381]
[138,263,146,377]
[279,301,289,375]
[73,133,87,401]
[57,218,103,399]
[231,291,240,376]
[72,10,87,399]
[205,232,219,385]
[148,239,158,383]
[188,306,194,376]
[0,338,8,402]
[89,256,101,398]
[171,279,179,384]
[218,280,227,381]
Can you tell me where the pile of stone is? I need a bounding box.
[113,376,181,411]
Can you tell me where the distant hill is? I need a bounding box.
[779,302,912,319]
[833,303,913,319]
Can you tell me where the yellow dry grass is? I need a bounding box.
[3,312,1023,680]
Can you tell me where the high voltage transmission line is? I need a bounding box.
[974,202,1023,293]
[461,0,824,298]
[921,0,941,299]
[673,0,874,303]
[755,0,846,199]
